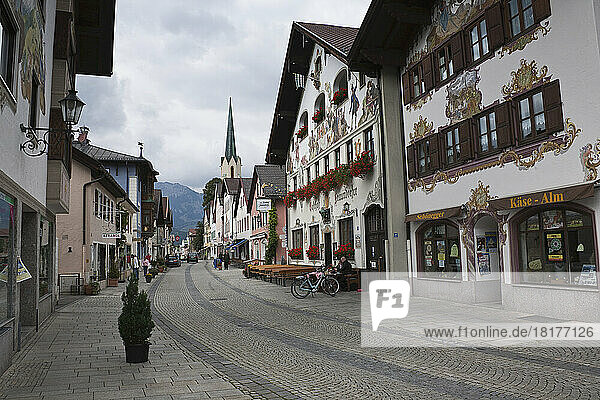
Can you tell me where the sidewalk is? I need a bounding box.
[0,280,249,400]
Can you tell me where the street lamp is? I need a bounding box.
[20,89,88,157]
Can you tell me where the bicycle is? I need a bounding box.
[290,267,339,298]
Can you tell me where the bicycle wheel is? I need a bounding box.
[322,276,339,296]
[291,278,311,299]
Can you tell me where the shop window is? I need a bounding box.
[0,191,14,323]
[516,80,563,142]
[292,229,303,253]
[516,206,597,286]
[338,217,354,259]
[309,225,319,248]
[419,222,461,279]
[39,219,52,297]
[0,5,16,90]
[346,140,353,163]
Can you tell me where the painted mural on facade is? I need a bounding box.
[9,0,47,114]
[445,68,482,124]
[427,0,497,49]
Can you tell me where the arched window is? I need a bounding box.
[313,93,325,125]
[333,69,348,105]
[417,221,461,279]
[230,166,234,178]
[513,205,597,286]
[297,111,308,139]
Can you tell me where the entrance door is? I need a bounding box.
[473,216,501,303]
[98,244,106,281]
[365,206,386,271]
[324,232,332,267]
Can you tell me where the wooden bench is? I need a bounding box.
[272,266,316,286]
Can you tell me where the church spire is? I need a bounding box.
[225,97,237,161]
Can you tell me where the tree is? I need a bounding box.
[264,206,278,265]
[192,220,204,251]
[202,177,221,208]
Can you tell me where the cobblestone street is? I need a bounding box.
[2,261,600,399]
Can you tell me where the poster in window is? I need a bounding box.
[546,233,564,261]
[567,214,584,228]
[476,236,486,252]
[578,265,597,286]
[450,243,459,258]
[528,258,542,271]
[477,253,491,275]
[438,253,445,261]
[425,256,433,267]
[436,240,445,253]
[543,210,563,230]
[485,232,497,253]
[527,216,540,231]
[424,241,433,257]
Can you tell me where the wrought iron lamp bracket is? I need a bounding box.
[20,124,86,157]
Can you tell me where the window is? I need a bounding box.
[469,19,489,62]
[516,206,596,286]
[359,72,366,88]
[29,75,39,128]
[402,55,433,104]
[314,93,325,125]
[324,155,330,173]
[437,45,454,82]
[364,128,374,156]
[445,128,460,165]
[516,81,563,141]
[334,148,341,168]
[315,161,319,178]
[346,140,353,163]
[411,66,423,98]
[292,229,303,252]
[415,137,440,176]
[478,111,498,154]
[293,176,297,192]
[0,6,16,89]
[39,219,52,297]
[419,222,461,279]
[309,225,319,248]
[508,0,534,37]
[0,191,15,323]
[110,200,114,224]
[338,217,354,259]
[94,189,100,218]
[306,168,310,184]
[333,69,348,103]
[299,111,308,139]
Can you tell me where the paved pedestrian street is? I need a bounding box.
[2,261,600,399]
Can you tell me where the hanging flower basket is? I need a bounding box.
[334,243,354,259]
[312,107,324,124]
[332,88,348,105]
[306,245,320,260]
[296,126,308,137]
[288,247,303,259]
[284,151,374,208]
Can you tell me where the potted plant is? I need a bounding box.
[118,276,154,363]
[145,273,152,283]
[90,281,100,295]
[108,262,119,287]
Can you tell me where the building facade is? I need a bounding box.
[266,23,385,270]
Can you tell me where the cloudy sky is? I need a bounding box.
[76,0,370,193]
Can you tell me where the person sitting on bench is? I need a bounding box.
[336,256,352,290]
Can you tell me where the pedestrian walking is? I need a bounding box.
[223,252,230,270]
[133,255,140,280]
[142,257,150,276]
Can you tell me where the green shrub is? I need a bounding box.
[118,277,154,346]
[109,262,120,279]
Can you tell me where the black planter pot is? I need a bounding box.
[125,343,149,363]
[145,275,152,283]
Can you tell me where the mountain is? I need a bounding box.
[155,182,203,239]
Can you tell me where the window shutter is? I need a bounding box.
[440,132,448,166]
[532,0,551,24]
[458,120,473,160]
[429,135,440,171]
[543,80,564,135]
[402,71,411,105]
[485,3,504,51]
[495,102,513,148]
[433,50,441,86]
[450,33,465,73]
[406,144,416,179]
[422,54,434,93]
[463,30,472,66]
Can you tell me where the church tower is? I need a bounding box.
[220,98,242,178]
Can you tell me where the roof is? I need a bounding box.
[265,21,359,165]
[223,178,240,195]
[295,22,359,58]
[225,98,238,162]
[241,178,253,203]
[255,165,287,197]
[72,146,127,199]
[73,141,159,175]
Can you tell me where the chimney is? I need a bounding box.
[138,142,144,157]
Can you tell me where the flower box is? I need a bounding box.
[296,126,308,137]
[288,248,303,259]
[312,107,324,124]
[332,88,348,105]
[334,243,355,259]
[306,245,320,260]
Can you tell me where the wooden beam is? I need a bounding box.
[382,2,431,26]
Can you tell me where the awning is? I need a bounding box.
[489,182,595,212]
[405,206,462,222]
[231,239,248,249]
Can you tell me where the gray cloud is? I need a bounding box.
[76,0,369,190]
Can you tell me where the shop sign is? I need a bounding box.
[256,198,272,212]
[405,206,461,222]
[102,233,121,239]
[490,183,594,211]
[335,186,358,203]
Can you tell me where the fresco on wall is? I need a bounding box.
[309,50,322,90]
[358,81,379,126]
[502,59,550,99]
[580,141,600,182]
[13,0,47,115]
[350,83,360,129]
[427,0,498,49]
[410,116,435,143]
[445,68,482,124]
[500,22,551,58]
